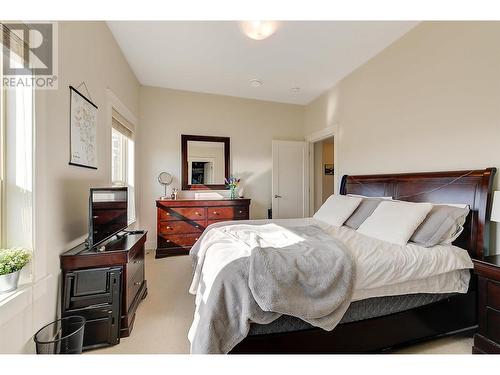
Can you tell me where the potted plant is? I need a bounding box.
[0,248,32,293]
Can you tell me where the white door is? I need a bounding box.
[272,140,309,219]
[203,162,214,184]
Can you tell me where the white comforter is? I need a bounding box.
[190,218,473,302]
[188,218,473,351]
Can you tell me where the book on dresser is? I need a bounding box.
[156,198,251,258]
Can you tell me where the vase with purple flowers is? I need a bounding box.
[225,177,240,199]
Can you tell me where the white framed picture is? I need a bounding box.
[69,86,98,169]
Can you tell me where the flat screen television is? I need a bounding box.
[87,187,128,249]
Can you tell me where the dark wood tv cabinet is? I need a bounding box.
[60,231,148,350]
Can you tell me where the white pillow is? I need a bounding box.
[357,201,433,245]
[348,194,393,200]
[313,195,362,227]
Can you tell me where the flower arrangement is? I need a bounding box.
[225,177,241,199]
[0,248,32,276]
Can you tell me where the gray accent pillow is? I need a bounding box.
[410,205,470,247]
[344,198,383,229]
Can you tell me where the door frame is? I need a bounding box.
[272,140,310,219]
[305,125,338,216]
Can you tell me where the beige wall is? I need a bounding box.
[304,21,500,255]
[0,21,140,353]
[138,86,304,249]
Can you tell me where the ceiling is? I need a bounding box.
[107,21,418,105]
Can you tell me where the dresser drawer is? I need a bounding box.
[159,220,205,234]
[208,206,248,220]
[158,233,200,248]
[126,265,144,310]
[159,207,206,221]
[487,279,500,311]
[127,250,144,285]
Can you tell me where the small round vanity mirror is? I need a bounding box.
[158,172,173,199]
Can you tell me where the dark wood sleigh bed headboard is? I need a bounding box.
[339,168,497,259]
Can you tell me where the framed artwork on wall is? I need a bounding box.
[324,164,334,175]
[69,85,98,169]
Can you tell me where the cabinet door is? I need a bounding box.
[63,267,122,350]
[64,267,121,310]
[79,307,120,350]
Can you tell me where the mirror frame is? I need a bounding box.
[181,134,230,190]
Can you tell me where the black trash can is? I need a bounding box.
[34,316,86,354]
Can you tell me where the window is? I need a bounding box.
[0,30,34,253]
[111,111,135,223]
[0,26,34,295]
[0,64,4,247]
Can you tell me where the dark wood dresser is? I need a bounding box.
[156,198,251,258]
[60,232,148,350]
[472,255,500,354]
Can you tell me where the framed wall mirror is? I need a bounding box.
[181,134,230,190]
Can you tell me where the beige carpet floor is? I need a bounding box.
[92,251,473,354]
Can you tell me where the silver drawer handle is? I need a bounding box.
[166,226,172,230]
[195,212,201,216]
[166,239,170,243]
[213,211,219,215]
[274,194,282,198]
[134,282,141,286]
[166,212,170,215]
[195,237,199,241]
[238,210,243,214]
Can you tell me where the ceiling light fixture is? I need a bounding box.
[241,21,278,41]
[249,79,263,87]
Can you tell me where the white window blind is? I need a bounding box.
[111,112,135,223]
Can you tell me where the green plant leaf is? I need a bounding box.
[0,248,32,275]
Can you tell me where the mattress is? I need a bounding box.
[248,292,455,336]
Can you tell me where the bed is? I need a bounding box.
[190,168,496,354]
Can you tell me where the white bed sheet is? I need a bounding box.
[352,270,470,301]
[323,224,473,294]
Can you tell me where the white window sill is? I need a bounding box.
[0,274,52,326]
[0,282,34,327]
[0,282,32,308]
